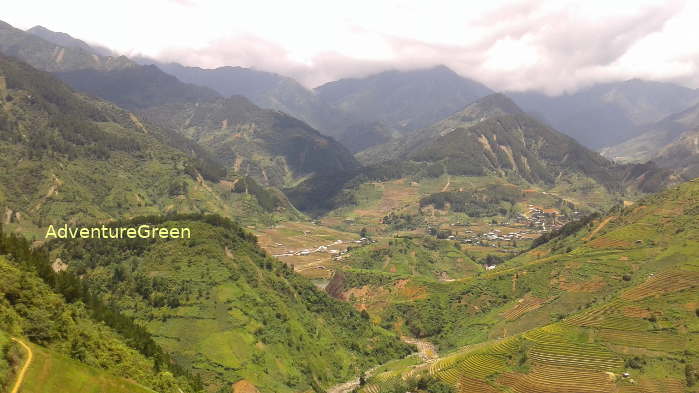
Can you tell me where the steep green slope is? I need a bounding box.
[142,97,361,188]
[47,214,412,393]
[331,178,699,393]
[0,236,198,392]
[0,54,293,232]
[0,20,133,72]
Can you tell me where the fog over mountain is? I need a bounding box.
[3,0,699,94]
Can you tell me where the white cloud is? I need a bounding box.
[3,0,698,92]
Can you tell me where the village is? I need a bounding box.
[430,205,583,251]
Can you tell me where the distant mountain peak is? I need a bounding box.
[468,93,524,115]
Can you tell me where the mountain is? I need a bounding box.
[143,61,351,135]
[601,102,699,165]
[331,177,699,393]
[54,65,221,110]
[0,20,133,72]
[336,121,397,153]
[45,214,413,393]
[141,96,361,188]
[26,25,115,56]
[357,93,527,165]
[315,65,493,134]
[510,79,699,149]
[653,127,699,179]
[0,20,218,111]
[0,53,294,232]
[288,94,675,214]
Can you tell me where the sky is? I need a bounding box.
[4,0,699,93]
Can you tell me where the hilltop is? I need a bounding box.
[0,20,133,72]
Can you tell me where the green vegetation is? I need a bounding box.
[335,178,699,393]
[0,20,133,73]
[47,214,412,392]
[340,236,481,279]
[142,96,360,189]
[0,224,200,392]
[0,53,296,232]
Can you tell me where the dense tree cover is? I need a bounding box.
[46,214,412,392]
[381,212,426,231]
[0,223,204,392]
[231,176,289,212]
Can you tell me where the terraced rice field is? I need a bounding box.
[456,376,499,393]
[617,378,686,393]
[621,271,699,301]
[596,330,686,352]
[434,354,506,384]
[497,365,616,393]
[502,295,551,320]
[563,301,651,331]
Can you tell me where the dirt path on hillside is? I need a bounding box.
[441,176,451,192]
[10,338,33,393]
[584,216,616,241]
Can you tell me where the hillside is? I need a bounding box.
[54,65,221,110]
[26,25,115,57]
[0,54,293,233]
[328,178,699,393]
[141,97,361,188]
[601,102,699,166]
[290,94,674,215]
[46,214,412,393]
[511,79,699,149]
[0,226,199,393]
[315,65,493,135]
[143,61,352,135]
[0,20,133,72]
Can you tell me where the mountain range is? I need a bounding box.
[1,18,698,393]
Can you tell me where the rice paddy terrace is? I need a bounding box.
[347,179,699,393]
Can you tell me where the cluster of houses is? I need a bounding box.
[432,205,582,249]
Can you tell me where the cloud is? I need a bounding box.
[123,0,699,92]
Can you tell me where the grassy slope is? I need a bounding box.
[336,179,699,393]
[49,215,412,393]
[18,343,156,393]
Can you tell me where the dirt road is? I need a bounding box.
[10,338,33,393]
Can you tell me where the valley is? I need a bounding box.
[0,12,698,393]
